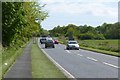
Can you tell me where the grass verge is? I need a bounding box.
[80,46,119,57]
[31,43,67,78]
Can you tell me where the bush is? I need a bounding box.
[77,33,105,40]
[77,33,94,40]
[94,34,105,40]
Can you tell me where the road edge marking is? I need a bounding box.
[66,50,71,53]
[37,38,76,79]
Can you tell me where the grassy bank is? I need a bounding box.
[80,46,119,57]
[31,43,67,78]
[78,40,119,57]
[78,40,119,52]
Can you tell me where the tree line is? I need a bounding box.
[2,2,48,47]
[49,22,120,40]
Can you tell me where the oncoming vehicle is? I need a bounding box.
[66,40,79,50]
[45,39,55,48]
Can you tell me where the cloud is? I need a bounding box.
[42,2,118,17]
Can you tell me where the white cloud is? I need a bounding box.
[43,2,118,17]
[39,0,118,30]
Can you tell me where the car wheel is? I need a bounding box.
[66,47,69,50]
[53,45,55,48]
[77,48,79,50]
[45,46,47,48]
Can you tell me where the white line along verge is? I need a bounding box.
[77,54,83,57]
[102,62,119,69]
[87,57,98,62]
[66,50,71,53]
[37,38,76,79]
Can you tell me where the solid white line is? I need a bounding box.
[87,57,98,62]
[66,50,70,53]
[102,62,119,69]
[37,38,75,78]
[77,54,83,56]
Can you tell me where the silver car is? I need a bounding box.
[66,40,79,50]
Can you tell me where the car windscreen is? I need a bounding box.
[47,40,53,43]
[41,38,46,40]
[68,42,77,44]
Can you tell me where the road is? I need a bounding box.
[38,39,119,78]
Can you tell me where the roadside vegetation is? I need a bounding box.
[1,2,48,79]
[78,40,119,57]
[78,40,118,52]
[31,42,67,78]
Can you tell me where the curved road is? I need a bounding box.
[38,39,119,78]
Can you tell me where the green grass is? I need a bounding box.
[78,40,119,52]
[78,40,119,57]
[31,43,67,78]
[80,46,119,57]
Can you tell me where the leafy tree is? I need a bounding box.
[2,2,48,47]
[49,22,119,40]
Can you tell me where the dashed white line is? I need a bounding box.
[102,62,119,69]
[77,54,83,56]
[87,57,98,62]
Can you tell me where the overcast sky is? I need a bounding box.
[39,0,119,30]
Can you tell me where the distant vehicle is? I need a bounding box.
[54,39,59,44]
[46,37,53,40]
[66,40,79,50]
[45,39,55,48]
[40,36,47,44]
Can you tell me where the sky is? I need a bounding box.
[39,0,119,30]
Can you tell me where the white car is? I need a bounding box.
[66,40,79,50]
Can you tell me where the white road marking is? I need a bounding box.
[66,50,70,53]
[87,57,98,62]
[77,54,83,56]
[102,62,119,69]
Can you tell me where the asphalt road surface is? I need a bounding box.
[38,39,119,78]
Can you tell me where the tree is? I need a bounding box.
[2,2,48,47]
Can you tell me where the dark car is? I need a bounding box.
[45,39,55,48]
[40,36,47,44]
